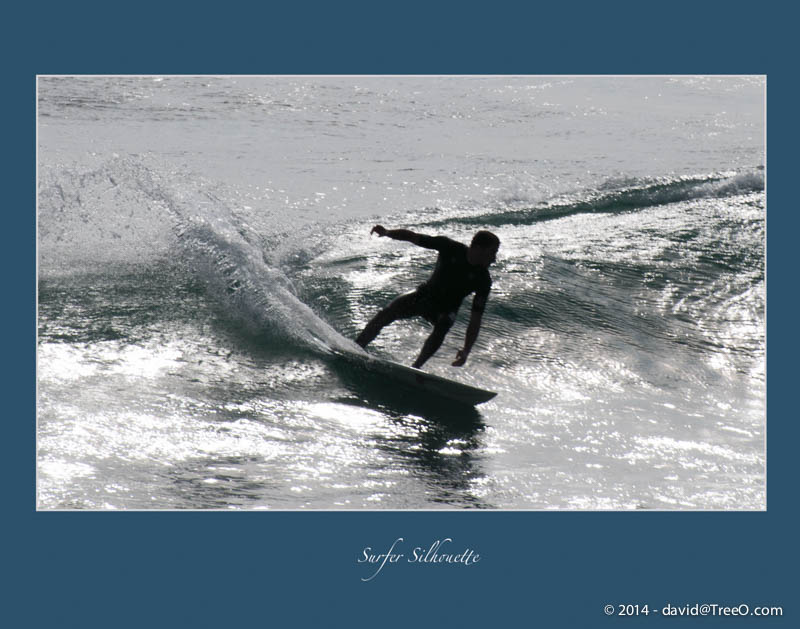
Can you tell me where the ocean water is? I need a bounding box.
[37,76,765,510]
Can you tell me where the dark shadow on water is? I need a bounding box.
[343,396,491,508]
[330,356,494,508]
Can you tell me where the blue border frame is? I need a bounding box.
[12,2,794,626]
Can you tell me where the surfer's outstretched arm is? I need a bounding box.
[370,224,424,245]
[370,225,454,252]
[371,225,464,252]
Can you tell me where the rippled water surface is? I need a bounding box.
[38,76,765,509]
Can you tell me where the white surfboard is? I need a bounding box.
[332,348,497,406]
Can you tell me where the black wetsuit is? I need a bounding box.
[414,235,492,321]
[355,236,492,367]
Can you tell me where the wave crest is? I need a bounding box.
[426,169,765,228]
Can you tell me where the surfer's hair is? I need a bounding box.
[471,230,500,250]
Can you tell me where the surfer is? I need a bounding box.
[355,226,500,369]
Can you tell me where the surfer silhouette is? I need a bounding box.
[355,225,500,369]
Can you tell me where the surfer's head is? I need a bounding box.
[468,230,500,267]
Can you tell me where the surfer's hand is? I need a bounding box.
[452,350,468,367]
[370,225,387,237]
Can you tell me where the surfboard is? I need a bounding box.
[331,348,497,406]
